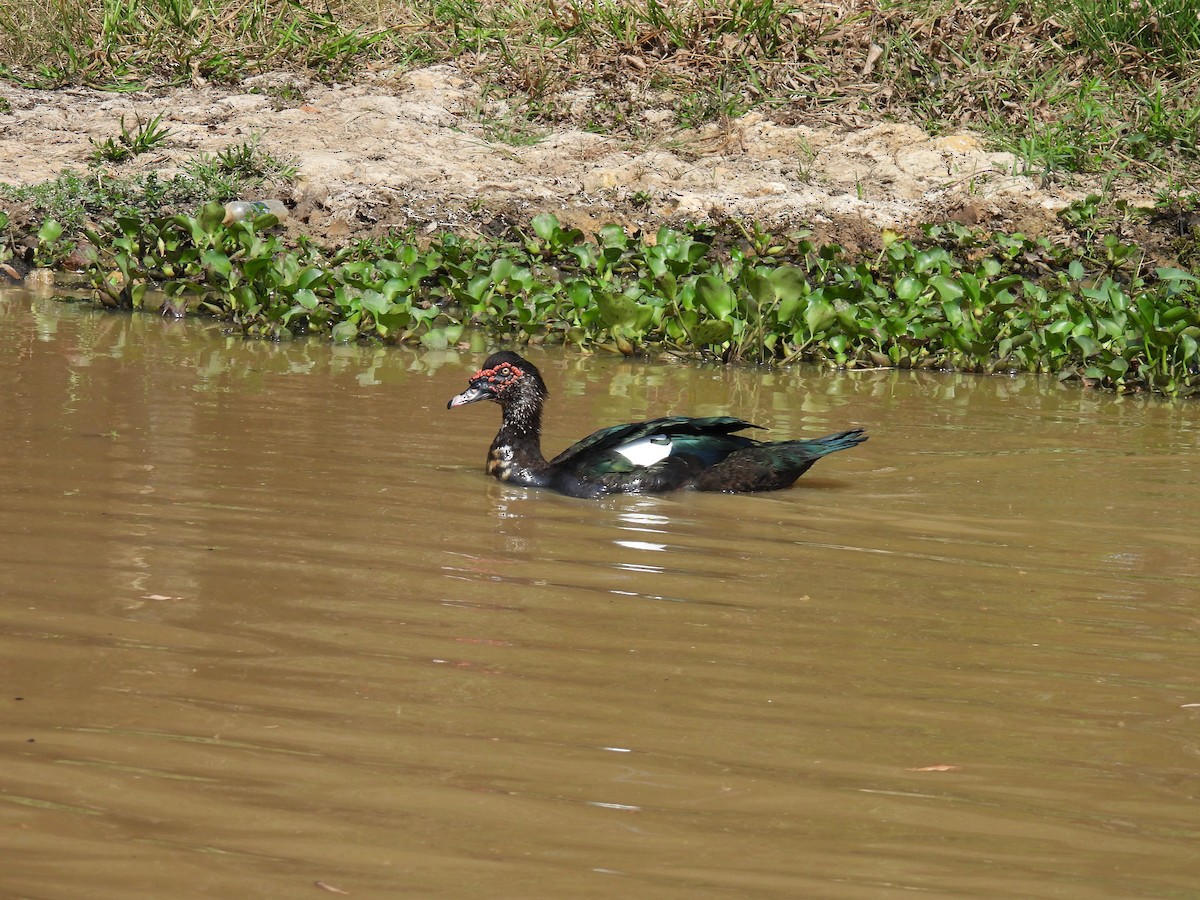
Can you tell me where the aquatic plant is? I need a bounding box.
[78,206,1200,396]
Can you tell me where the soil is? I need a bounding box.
[0,65,1158,253]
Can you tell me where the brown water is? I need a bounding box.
[2,289,1199,899]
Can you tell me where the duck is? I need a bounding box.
[447,351,868,499]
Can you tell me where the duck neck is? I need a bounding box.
[488,389,550,486]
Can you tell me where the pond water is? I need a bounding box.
[2,288,1199,898]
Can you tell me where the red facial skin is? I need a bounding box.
[470,362,524,394]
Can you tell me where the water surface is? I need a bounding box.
[2,290,1198,898]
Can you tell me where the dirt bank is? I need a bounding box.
[0,65,1130,250]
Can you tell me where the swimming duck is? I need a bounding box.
[447,351,867,499]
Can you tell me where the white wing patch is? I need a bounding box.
[614,434,673,466]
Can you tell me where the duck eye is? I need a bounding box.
[493,363,523,383]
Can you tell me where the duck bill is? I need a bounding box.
[447,385,489,408]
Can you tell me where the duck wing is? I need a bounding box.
[691,429,868,492]
[548,416,761,470]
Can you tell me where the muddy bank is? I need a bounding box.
[0,65,1121,252]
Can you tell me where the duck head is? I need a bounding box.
[447,351,547,409]
[448,351,551,459]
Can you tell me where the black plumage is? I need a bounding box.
[447,351,867,498]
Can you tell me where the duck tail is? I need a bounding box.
[800,428,869,458]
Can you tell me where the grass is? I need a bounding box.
[0,0,403,87]
[0,136,296,231]
[89,110,172,162]
[1,0,1196,183]
[1062,0,1200,66]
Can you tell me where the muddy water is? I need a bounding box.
[2,289,1198,899]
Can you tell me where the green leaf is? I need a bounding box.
[772,267,808,322]
[37,218,63,242]
[332,321,359,342]
[1104,356,1129,377]
[895,276,923,301]
[359,290,390,316]
[914,249,943,274]
[770,266,807,300]
[598,224,629,250]
[201,249,232,278]
[596,291,641,328]
[1162,306,1194,325]
[1157,266,1199,283]
[959,272,981,304]
[198,201,225,233]
[696,275,736,318]
[929,275,964,302]
[421,328,449,350]
[467,273,491,302]
[804,298,837,334]
[654,270,677,301]
[297,267,326,290]
[531,213,560,242]
[569,243,598,268]
[379,278,408,301]
[1178,332,1198,361]
[565,280,592,309]
[744,269,775,306]
[375,309,411,334]
[490,258,515,283]
[685,238,709,265]
[691,319,733,347]
[1073,334,1099,357]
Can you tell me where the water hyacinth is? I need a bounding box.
[81,204,1200,396]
